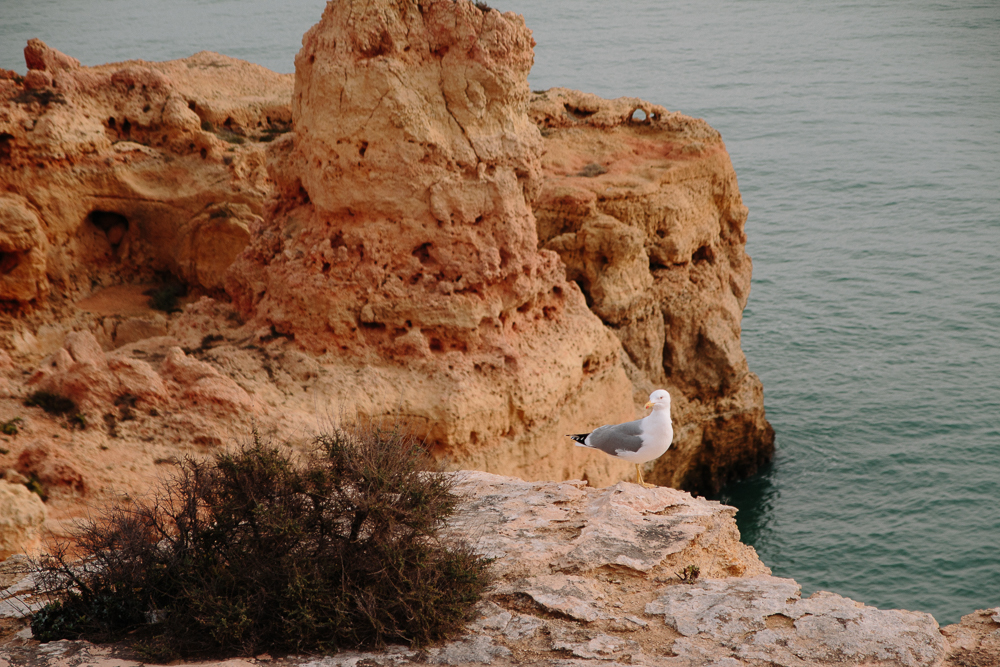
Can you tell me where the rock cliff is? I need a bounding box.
[224,0,637,486]
[2,471,991,666]
[529,88,773,491]
[0,0,770,508]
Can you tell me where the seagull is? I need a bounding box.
[567,389,673,488]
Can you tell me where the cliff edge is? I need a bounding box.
[0,0,770,516]
[4,471,991,666]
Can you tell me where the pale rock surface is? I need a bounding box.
[0,471,976,667]
[530,88,774,493]
[0,480,46,559]
[225,0,637,485]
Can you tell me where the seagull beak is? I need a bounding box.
[644,401,653,410]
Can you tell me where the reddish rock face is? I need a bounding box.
[226,0,637,485]
[0,2,771,497]
[0,40,292,312]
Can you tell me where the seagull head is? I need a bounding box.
[645,389,671,411]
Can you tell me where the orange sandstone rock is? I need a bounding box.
[226,0,636,485]
[531,88,774,492]
[0,40,291,315]
[0,5,771,497]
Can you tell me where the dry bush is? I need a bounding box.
[31,424,490,660]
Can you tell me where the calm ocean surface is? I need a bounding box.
[2,0,998,625]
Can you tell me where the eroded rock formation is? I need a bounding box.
[0,0,770,497]
[0,39,292,314]
[530,88,774,491]
[225,0,637,484]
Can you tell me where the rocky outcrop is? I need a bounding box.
[0,40,292,314]
[225,0,637,485]
[3,471,983,666]
[0,1,770,493]
[530,88,774,492]
[0,480,46,559]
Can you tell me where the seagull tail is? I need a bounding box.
[567,433,591,446]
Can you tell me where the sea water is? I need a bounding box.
[2,0,998,625]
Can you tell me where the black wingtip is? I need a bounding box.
[567,433,590,444]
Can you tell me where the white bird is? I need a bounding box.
[567,389,673,488]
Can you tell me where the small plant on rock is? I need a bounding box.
[24,391,76,416]
[30,424,490,659]
[1,416,24,435]
[676,564,700,584]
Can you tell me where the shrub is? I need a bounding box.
[24,391,76,416]
[30,424,490,659]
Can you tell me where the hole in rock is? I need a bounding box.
[573,280,594,308]
[631,108,648,122]
[142,104,150,113]
[121,119,131,136]
[412,242,433,265]
[360,321,385,330]
[0,251,24,275]
[200,148,207,159]
[0,133,12,160]
[107,117,116,129]
[564,103,595,120]
[188,100,197,111]
[692,245,715,264]
[429,338,443,352]
[358,140,368,157]
[86,211,130,246]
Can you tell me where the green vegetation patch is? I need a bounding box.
[30,424,490,660]
[1,417,24,435]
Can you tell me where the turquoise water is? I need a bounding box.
[3,0,998,625]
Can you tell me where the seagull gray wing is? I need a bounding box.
[585,418,645,455]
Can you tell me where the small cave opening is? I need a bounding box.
[0,250,24,275]
[412,242,433,265]
[86,210,130,247]
[564,103,596,120]
[358,140,368,158]
[0,132,13,161]
[692,245,715,264]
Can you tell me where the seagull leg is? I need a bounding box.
[635,464,656,489]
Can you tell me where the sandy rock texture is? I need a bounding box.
[3,471,985,667]
[0,480,46,559]
[530,88,774,492]
[0,0,771,502]
[0,39,292,318]
[225,0,637,485]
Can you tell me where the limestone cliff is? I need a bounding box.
[530,88,774,492]
[224,0,637,485]
[0,0,770,497]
